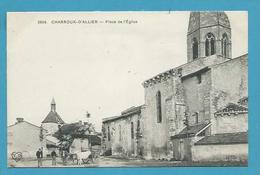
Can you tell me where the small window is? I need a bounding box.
[197,74,202,84]
[131,122,134,139]
[194,112,199,124]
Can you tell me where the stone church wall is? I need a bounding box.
[142,78,174,159]
[181,70,211,125]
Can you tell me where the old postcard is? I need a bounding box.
[7,11,248,167]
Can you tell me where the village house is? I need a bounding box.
[8,118,49,159]
[102,12,248,162]
[102,105,144,157]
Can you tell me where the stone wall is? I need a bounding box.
[214,113,248,134]
[192,143,248,162]
[210,55,248,134]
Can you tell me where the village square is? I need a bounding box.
[8,11,248,167]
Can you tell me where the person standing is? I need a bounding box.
[51,150,57,166]
[36,148,43,167]
[61,150,67,166]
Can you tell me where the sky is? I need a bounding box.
[7,11,248,131]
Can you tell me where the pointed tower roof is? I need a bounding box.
[42,99,65,124]
[188,12,230,34]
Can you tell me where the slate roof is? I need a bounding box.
[214,103,248,116]
[171,122,211,139]
[42,111,65,124]
[103,105,143,123]
[195,132,248,145]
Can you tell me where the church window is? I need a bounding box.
[222,33,228,58]
[205,33,215,56]
[108,126,111,141]
[156,91,162,123]
[192,38,198,60]
[131,122,134,139]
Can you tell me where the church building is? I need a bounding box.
[102,12,248,162]
[41,98,65,135]
[141,12,247,161]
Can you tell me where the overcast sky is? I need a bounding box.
[7,11,247,131]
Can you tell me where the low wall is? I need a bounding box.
[192,143,248,162]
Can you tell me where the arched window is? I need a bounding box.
[222,33,228,58]
[192,38,198,60]
[205,33,215,56]
[156,91,162,123]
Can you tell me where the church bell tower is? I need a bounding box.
[187,12,232,62]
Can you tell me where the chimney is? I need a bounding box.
[16,118,24,123]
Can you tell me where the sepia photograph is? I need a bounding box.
[7,11,248,167]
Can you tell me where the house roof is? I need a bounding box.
[214,103,248,116]
[42,111,65,124]
[195,132,248,145]
[103,105,143,123]
[171,122,211,139]
[8,120,47,132]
